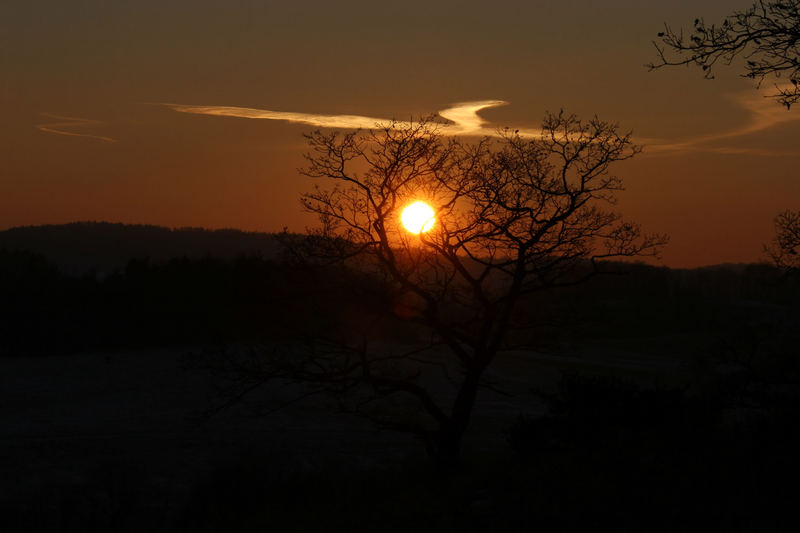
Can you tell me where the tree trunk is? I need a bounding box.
[427,367,483,470]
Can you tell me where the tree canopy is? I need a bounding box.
[253,112,667,466]
[649,0,800,108]
[766,209,800,271]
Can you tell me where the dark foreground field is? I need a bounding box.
[1,225,799,531]
[3,344,798,532]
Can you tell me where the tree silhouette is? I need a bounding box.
[648,0,800,108]
[766,209,800,271]
[237,113,667,467]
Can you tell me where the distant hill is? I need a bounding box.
[0,222,282,275]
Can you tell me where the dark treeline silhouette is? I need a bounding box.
[1,226,797,359]
[512,260,794,341]
[0,248,375,357]
[0,222,281,276]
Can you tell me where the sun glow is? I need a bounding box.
[401,201,436,234]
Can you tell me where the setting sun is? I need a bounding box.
[401,201,436,234]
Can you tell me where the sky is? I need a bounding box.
[2,0,799,268]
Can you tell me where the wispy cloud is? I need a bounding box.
[165,100,531,137]
[166,93,798,156]
[36,113,117,143]
[644,89,800,156]
[436,100,511,134]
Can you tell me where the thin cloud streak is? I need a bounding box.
[165,100,539,137]
[644,88,800,156]
[166,93,798,156]
[166,104,402,129]
[36,113,117,143]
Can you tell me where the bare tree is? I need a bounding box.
[766,209,800,271]
[233,112,666,467]
[648,0,800,108]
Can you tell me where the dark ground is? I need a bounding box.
[1,225,798,531]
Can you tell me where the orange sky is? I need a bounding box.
[2,0,798,267]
